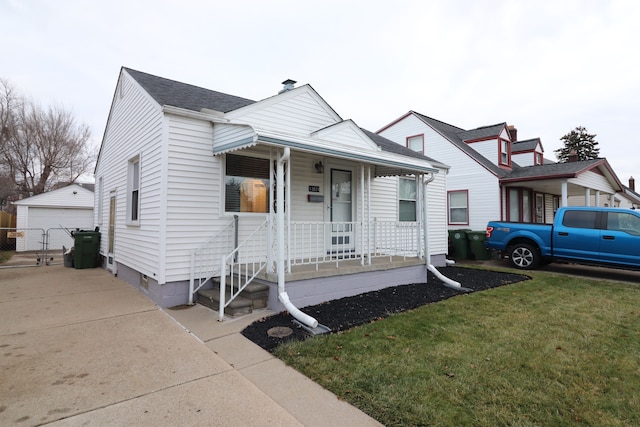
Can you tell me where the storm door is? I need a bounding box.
[328,168,354,254]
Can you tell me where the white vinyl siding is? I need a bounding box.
[426,168,448,254]
[379,114,501,231]
[162,115,227,283]
[226,88,339,136]
[94,70,164,281]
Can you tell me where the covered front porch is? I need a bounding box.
[191,122,449,322]
[501,159,625,223]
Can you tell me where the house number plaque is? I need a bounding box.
[308,185,320,192]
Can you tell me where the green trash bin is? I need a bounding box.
[467,230,490,260]
[72,230,101,269]
[448,229,471,259]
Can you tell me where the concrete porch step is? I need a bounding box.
[196,280,270,316]
[196,288,253,316]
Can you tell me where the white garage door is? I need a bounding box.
[20,208,94,251]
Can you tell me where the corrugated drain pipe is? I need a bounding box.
[422,173,462,289]
[276,147,318,328]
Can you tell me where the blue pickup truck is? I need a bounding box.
[486,206,640,270]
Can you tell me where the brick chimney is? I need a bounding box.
[507,125,517,142]
[630,176,635,191]
[568,150,579,162]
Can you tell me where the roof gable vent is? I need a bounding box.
[279,79,296,94]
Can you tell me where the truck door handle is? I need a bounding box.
[602,235,615,240]
[558,232,569,236]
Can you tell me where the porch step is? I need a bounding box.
[197,288,253,316]
[196,280,270,316]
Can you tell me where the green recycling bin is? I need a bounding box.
[467,230,491,260]
[72,230,101,269]
[448,229,471,260]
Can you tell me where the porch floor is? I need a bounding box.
[258,255,426,282]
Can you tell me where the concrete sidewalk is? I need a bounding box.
[0,265,382,426]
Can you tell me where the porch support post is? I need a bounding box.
[367,165,372,265]
[585,188,591,206]
[561,181,568,207]
[609,193,615,207]
[416,174,423,259]
[267,148,275,274]
[360,164,365,266]
[286,152,291,273]
[595,190,601,206]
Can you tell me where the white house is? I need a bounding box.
[13,184,94,252]
[378,111,625,233]
[94,68,454,323]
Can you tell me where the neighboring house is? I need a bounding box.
[12,184,94,252]
[94,68,452,320]
[617,177,640,209]
[377,111,625,230]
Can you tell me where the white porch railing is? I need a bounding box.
[189,217,237,304]
[289,220,423,270]
[192,218,423,317]
[218,218,269,320]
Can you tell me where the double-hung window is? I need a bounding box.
[500,140,509,165]
[225,154,270,213]
[127,156,140,225]
[399,177,417,221]
[406,134,424,153]
[448,190,468,225]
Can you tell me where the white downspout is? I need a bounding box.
[276,147,318,328]
[422,173,462,289]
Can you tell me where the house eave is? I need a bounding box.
[256,135,439,176]
[162,105,229,123]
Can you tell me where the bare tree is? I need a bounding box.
[0,79,93,197]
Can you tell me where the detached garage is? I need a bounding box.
[13,184,94,252]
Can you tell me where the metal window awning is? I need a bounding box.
[212,125,439,177]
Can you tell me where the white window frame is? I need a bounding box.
[500,140,509,165]
[448,190,469,225]
[406,134,424,154]
[398,177,417,222]
[127,155,141,226]
[224,154,271,215]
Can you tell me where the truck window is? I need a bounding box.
[562,210,597,229]
[606,212,640,236]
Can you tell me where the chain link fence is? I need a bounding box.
[0,227,83,268]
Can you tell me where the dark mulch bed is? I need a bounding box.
[241,266,530,352]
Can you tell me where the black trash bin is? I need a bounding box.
[466,230,491,260]
[448,229,471,259]
[72,230,101,269]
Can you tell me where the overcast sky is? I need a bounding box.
[2,0,639,186]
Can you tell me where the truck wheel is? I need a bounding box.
[508,243,540,269]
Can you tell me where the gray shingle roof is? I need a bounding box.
[361,128,448,168]
[512,138,540,153]
[124,68,440,168]
[457,123,506,141]
[124,68,256,113]
[412,112,509,177]
[503,158,605,180]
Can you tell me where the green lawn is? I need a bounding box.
[275,268,640,426]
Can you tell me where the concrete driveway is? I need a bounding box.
[0,265,382,426]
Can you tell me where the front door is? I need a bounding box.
[327,168,354,254]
